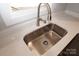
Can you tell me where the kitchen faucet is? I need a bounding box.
[37,3,52,26]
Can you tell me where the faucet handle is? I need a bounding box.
[42,19,46,23]
[39,18,46,23]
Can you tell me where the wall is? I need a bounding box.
[52,3,67,13]
[66,3,79,13]
[0,14,6,31]
[65,3,79,18]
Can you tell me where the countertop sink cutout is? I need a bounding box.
[23,23,67,55]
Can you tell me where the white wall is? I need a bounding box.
[52,3,67,13]
[66,3,79,13]
[65,3,79,18]
[0,14,7,31]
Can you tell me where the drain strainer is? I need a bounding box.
[43,41,48,45]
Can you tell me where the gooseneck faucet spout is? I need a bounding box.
[37,3,52,26]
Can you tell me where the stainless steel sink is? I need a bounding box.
[23,23,67,55]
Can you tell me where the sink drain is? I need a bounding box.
[43,41,48,45]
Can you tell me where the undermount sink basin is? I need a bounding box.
[23,23,67,55]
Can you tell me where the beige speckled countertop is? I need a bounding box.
[0,12,79,56]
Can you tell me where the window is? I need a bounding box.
[0,3,52,26]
